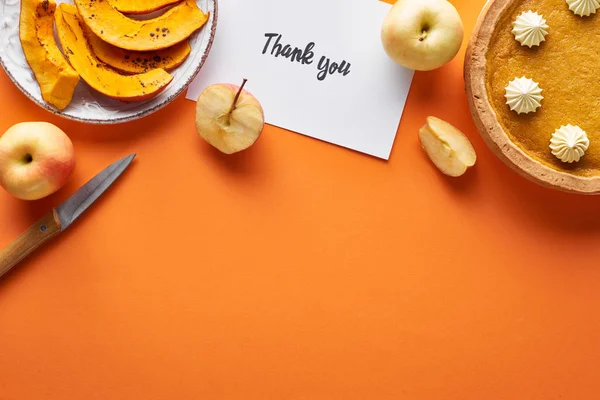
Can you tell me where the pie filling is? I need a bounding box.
[486,0,600,176]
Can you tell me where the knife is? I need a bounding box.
[0,154,136,279]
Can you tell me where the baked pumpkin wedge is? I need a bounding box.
[19,0,80,110]
[110,0,181,14]
[74,0,209,51]
[55,4,173,102]
[83,25,191,74]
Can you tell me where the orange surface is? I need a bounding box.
[2,1,600,399]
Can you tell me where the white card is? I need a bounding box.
[185,0,414,159]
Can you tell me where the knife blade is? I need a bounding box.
[0,154,136,279]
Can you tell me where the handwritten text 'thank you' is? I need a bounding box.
[262,33,351,82]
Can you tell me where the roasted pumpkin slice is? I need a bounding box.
[110,0,181,14]
[19,0,80,110]
[55,4,173,102]
[74,0,209,51]
[83,25,191,74]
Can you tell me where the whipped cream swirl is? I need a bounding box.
[567,0,600,17]
[512,11,549,47]
[504,77,544,114]
[550,125,590,163]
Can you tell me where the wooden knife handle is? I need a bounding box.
[0,209,62,279]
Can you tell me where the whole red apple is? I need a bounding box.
[0,122,75,200]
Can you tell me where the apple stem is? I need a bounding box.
[419,30,428,41]
[229,78,248,114]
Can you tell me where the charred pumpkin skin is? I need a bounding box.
[84,25,191,74]
[19,0,80,110]
[74,0,209,51]
[110,0,181,15]
[55,4,173,102]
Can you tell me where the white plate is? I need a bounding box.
[0,0,217,124]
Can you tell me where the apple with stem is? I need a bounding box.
[0,122,75,200]
[381,0,464,71]
[195,78,265,154]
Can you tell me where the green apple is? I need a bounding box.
[381,0,464,71]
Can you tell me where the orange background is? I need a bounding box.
[2,0,600,398]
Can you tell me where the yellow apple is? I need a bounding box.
[195,79,264,154]
[419,116,476,177]
[381,0,464,71]
[0,122,75,200]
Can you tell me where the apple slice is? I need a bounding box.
[195,79,265,154]
[418,116,476,177]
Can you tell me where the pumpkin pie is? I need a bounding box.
[465,0,600,193]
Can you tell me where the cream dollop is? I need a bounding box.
[550,125,590,163]
[567,0,600,17]
[512,11,549,47]
[504,77,543,114]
